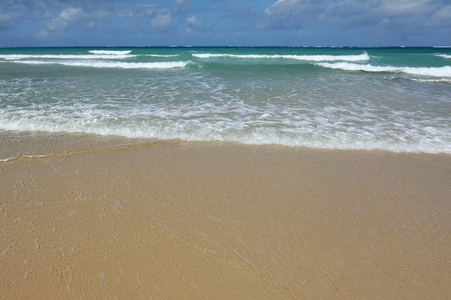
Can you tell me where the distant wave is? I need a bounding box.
[412,78,451,84]
[316,62,451,77]
[145,54,180,58]
[0,54,135,60]
[435,54,451,59]
[0,52,179,60]
[192,52,369,62]
[8,60,191,69]
[89,50,132,55]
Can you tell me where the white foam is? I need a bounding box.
[316,62,451,78]
[145,54,180,57]
[0,54,135,60]
[1,48,449,155]
[435,54,451,59]
[1,119,448,154]
[0,153,54,162]
[88,50,132,55]
[2,94,449,154]
[192,52,370,62]
[411,78,451,84]
[7,60,191,69]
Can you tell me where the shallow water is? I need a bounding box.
[1,47,450,153]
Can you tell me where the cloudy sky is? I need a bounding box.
[1,0,450,47]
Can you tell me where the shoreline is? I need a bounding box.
[1,129,450,161]
[1,131,450,299]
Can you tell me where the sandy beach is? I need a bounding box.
[0,132,450,299]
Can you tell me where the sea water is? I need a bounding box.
[0,47,450,154]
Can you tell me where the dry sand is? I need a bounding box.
[0,132,450,299]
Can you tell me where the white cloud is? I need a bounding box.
[0,13,11,22]
[265,0,324,29]
[265,0,451,33]
[432,5,451,20]
[129,4,174,31]
[186,15,210,32]
[187,16,200,26]
[265,0,301,16]
[44,7,110,32]
[46,7,84,31]
[381,0,433,14]
[175,0,186,5]
[38,29,48,37]
[151,13,172,29]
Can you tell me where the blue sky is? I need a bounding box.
[1,0,450,47]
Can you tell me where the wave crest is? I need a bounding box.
[435,54,451,59]
[88,50,132,55]
[316,62,451,78]
[8,60,191,69]
[193,52,369,62]
[0,54,135,60]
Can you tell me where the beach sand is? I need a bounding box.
[0,132,450,299]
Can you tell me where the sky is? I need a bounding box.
[1,0,450,47]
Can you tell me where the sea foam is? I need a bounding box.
[6,60,191,69]
[0,54,135,60]
[316,62,451,77]
[145,54,180,57]
[88,50,133,55]
[2,90,449,154]
[1,47,449,155]
[192,52,369,62]
[1,116,449,154]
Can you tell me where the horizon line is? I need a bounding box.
[1,45,450,49]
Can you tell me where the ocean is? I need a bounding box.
[0,46,450,154]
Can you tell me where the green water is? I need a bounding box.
[0,47,450,153]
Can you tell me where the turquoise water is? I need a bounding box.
[0,47,450,153]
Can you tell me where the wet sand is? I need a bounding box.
[0,132,450,299]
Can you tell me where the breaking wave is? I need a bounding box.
[146,54,180,57]
[7,60,191,69]
[0,54,135,60]
[316,62,451,78]
[88,50,133,55]
[192,52,369,62]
